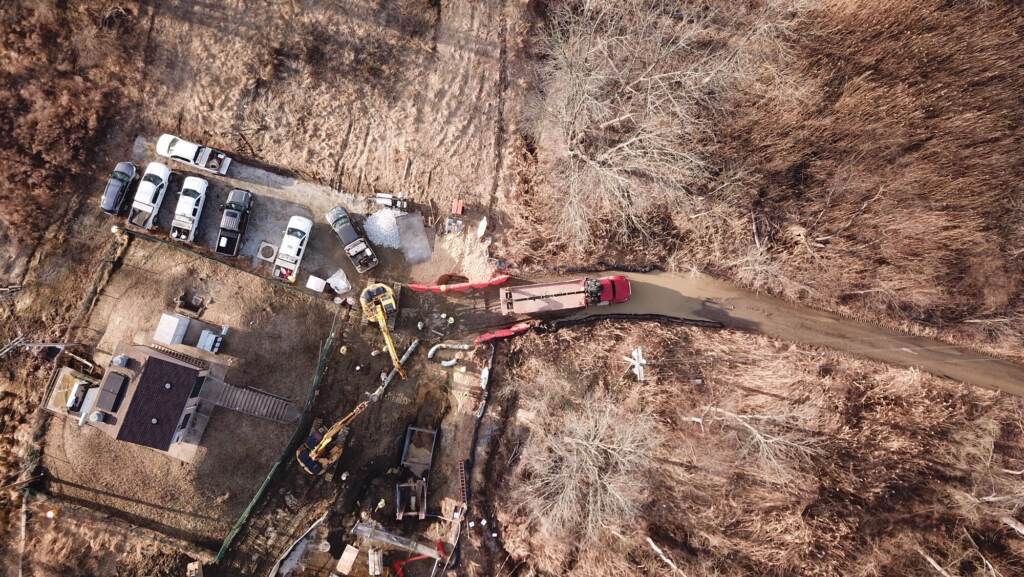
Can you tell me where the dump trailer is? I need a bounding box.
[500,275,631,316]
[396,427,437,521]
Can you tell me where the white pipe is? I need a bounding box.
[427,342,472,360]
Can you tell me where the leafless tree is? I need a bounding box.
[707,407,819,480]
[530,0,720,246]
[514,399,661,543]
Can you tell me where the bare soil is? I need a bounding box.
[43,238,336,546]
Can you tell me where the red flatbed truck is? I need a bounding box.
[500,275,631,316]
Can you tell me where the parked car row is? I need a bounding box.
[102,133,383,285]
[269,207,381,283]
[103,159,249,245]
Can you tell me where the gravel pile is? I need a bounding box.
[364,209,402,248]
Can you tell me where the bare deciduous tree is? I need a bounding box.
[515,399,661,543]
[707,407,819,480]
[531,0,720,246]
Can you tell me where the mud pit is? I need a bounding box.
[42,238,338,546]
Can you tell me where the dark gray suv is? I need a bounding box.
[326,206,379,273]
[100,162,137,215]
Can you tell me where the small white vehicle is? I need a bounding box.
[127,162,172,230]
[170,176,209,242]
[273,216,314,283]
[156,133,232,175]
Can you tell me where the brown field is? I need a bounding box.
[496,0,1024,361]
[2,0,1023,576]
[489,323,1024,576]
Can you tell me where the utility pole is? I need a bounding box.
[624,346,647,381]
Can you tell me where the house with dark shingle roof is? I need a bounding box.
[87,344,219,461]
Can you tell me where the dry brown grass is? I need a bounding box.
[501,0,1024,360]
[0,2,140,256]
[494,323,1024,576]
[726,1,1024,321]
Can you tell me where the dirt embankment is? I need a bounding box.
[486,323,1024,576]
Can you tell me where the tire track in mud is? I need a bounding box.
[572,271,1024,396]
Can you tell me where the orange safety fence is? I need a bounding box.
[407,274,511,294]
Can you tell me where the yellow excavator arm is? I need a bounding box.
[310,400,369,461]
[375,304,407,379]
[361,283,406,380]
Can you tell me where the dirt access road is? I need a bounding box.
[575,271,1024,395]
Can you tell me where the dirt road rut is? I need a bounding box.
[575,271,1024,395]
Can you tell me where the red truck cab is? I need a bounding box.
[585,275,632,306]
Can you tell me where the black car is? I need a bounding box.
[100,161,137,215]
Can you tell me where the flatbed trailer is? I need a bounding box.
[500,275,631,316]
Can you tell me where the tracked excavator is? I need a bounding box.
[360,283,407,379]
[296,400,370,475]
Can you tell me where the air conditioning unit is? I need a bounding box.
[112,355,130,368]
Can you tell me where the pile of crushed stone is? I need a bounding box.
[364,209,402,248]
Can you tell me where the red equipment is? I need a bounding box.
[390,541,447,577]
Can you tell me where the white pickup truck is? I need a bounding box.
[170,176,209,242]
[273,216,314,283]
[156,133,231,175]
[127,162,172,230]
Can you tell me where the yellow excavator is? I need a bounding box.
[360,283,407,379]
[296,284,406,476]
[296,400,369,475]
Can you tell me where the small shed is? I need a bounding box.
[153,313,189,345]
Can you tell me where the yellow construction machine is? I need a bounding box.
[360,283,407,379]
[296,400,370,475]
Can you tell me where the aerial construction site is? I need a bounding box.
[2,1,1024,576]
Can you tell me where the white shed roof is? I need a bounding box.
[153,313,189,345]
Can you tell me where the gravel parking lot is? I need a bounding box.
[125,136,411,291]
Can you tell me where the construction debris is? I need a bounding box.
[625,346,647,381]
